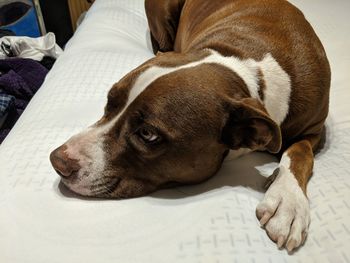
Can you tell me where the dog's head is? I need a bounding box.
[50,51,281,198]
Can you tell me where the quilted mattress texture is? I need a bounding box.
[0,0,349,262]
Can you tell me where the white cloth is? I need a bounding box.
[0,0,349,263]
[0,32,63,61]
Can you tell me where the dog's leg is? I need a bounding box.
[256,133,322,252]
[145,0,185,54]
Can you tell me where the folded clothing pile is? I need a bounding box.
[0,31,63,143]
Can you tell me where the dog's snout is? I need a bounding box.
[50,145,81,178]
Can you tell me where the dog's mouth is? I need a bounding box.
[60,176,121,198]
[90,177,122,197]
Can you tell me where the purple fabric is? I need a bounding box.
[0,70,33,99]
[0,58,48,143]
[15,98,28,110]
[0,58,48,98]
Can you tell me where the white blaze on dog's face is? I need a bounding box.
[50,51,283,198]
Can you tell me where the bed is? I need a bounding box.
[0,0,349,262]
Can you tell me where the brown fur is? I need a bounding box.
[147,0,330,148]
[146,0,330,196]
[51,0,330,203]
[48,0,331,253]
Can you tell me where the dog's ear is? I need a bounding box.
[145,0,186,54]
[221,98,282,153]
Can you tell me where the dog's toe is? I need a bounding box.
[286,218,309,253]
[256,167,310,251]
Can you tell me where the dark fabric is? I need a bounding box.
[0,29,16,38]
[0,58,48,97]
[0,69,34,98]
[0,129,10,142]
[0,58,48,143]
[0,106,17,142]
[39,56,56,70]
[0,93,15,117]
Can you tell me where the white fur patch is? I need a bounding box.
[256,153,310,251]
[100,49,291,133]
[253,54,291,125]
[62,127,106,194]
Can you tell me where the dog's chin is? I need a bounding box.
[59,175,160,199]
[60,179,96,197]
[60,176,123,198]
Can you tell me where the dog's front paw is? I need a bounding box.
[256,166,310,252]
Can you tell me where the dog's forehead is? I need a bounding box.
[103,48,265,134]
[102,54,210,127]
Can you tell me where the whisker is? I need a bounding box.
[90,180,116,190]
[91,176,117,184]
[91,178,121,196]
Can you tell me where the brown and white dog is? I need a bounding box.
[50,0,330,252]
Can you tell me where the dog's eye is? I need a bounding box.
[138,127,159,143]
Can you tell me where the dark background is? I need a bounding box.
[39,0,73,48]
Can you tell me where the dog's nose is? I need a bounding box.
[50,145,81,178]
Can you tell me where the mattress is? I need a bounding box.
[0,0,349,262]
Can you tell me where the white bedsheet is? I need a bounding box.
[0,0,349,262]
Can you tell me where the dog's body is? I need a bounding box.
[50,0,330,252]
